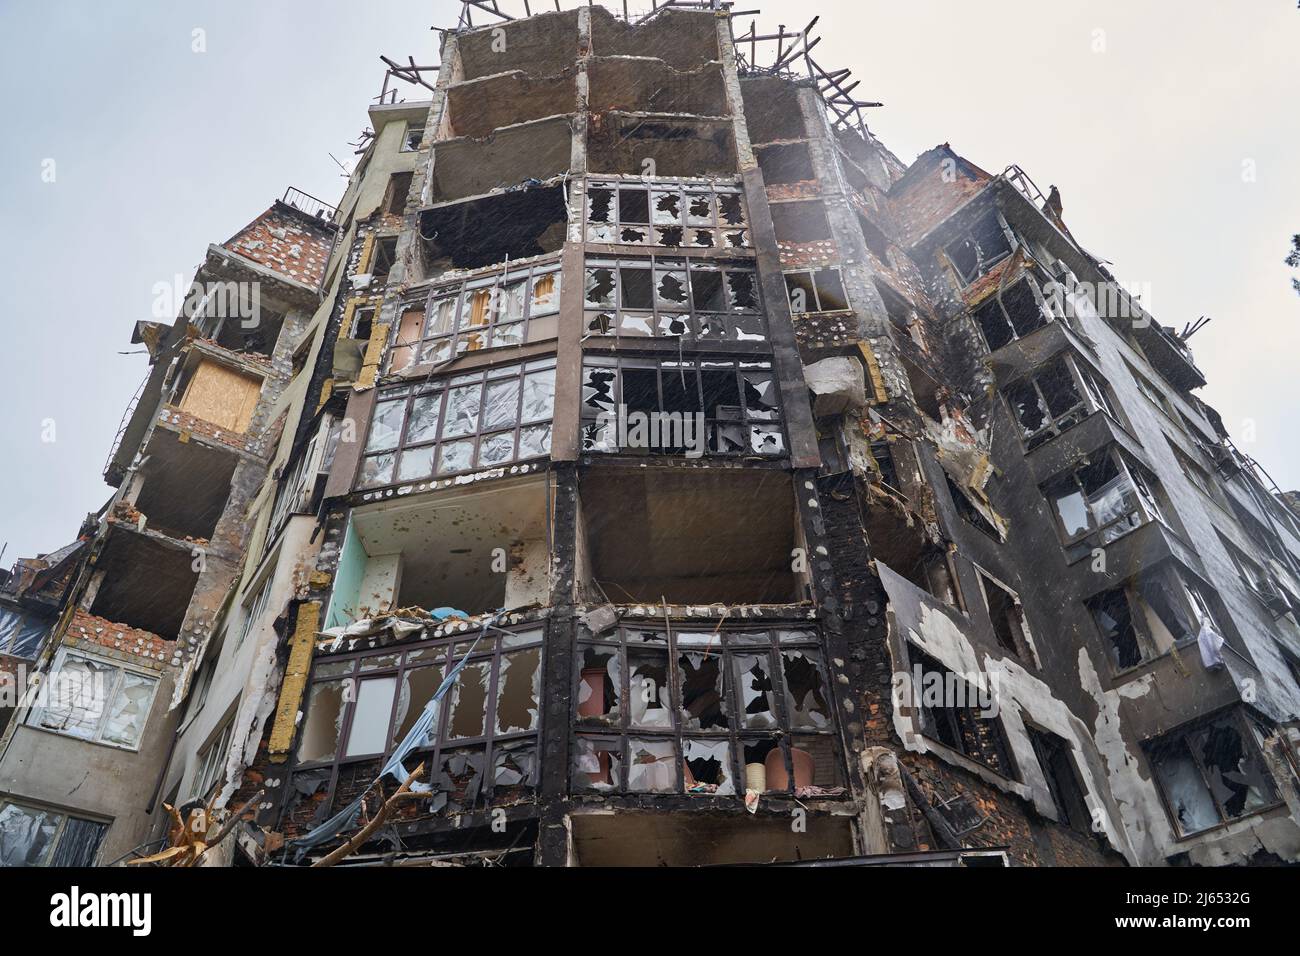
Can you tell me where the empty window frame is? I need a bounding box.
[265,415,339,556]
[1003,353,1115,451]
[28,649,159,750]
[1044,447,1166,549]
[385,172,413,216]
[292,627,542,814]
[574,626,842,796]
[945,475,1000,541]
[755,142,815,185]
[580,357,785,456]
[1146,710,1280,837]
[1026,726,1092,832]
[401,124,424,152]
[583,256,765,342]
[191,719,235,801]
[1126,360,1180,422]
[971,278,1051,352]
[909,648,1017,778]
[784,268,849,314]
[585,179,749,249]
[0,800,108,867]
[0,607,51,660]
[1087,563,1224,670]
[944,209,1014,286]
[975,568,1033,660]
[369,237,398,280]
[360,359,556,487]
[770,200,832,244]
[393,262,561,368]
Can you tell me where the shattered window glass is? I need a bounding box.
[574,736,622,790]
[578,645,621,725]
[101,671,158,748]
[580,360,784,457]
[782,650,830,730]
[0,802,58,867]
[391,665,443,749]
[572,628,840,797]
[359,361,554,487]
[735,654,777,729]
[628,648,672,729]
[496,648,541,734]
[585,180,746,248]
[365,400,407,452]
[447,660,491,740]
[684,739,734,795]
[0,803,107,868]
[1149,713,1279,836]
[299,629,546,814]
[585,255,761,341]
[627,737,678,792]
[679,652,729,730]
[35,653,159,750]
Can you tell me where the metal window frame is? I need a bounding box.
[394,259,563,369]
[573,625,842,798]
[579,355,786,457]
[783,267,850,315]
[0,798,109,867]
[582,254,767,343]
[584,177,750,251]
[288,625,545,816]
[359,357,557,488]
[1145,707,1283,839]
[28,647,160,752]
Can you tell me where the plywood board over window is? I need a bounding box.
[180,359,263,433]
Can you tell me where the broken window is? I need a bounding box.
[784,269,849,314]
[910,649,1017,778]
[359,358,555,488]
[858,212,891,262]
[971,277,1049,352]
[1146,711,1279,836]
[293,627,543,812]
[770,200,832,244]
[0,607,51,660]
[584,256,764,342]
[945,475,1000,541]
[1004,354,1112,451]
[976,569,1032,660]
[944,209,1013,285]
[370,236,398,280]
[0,800,108,867]
[385,171,413,216]
[585,178,749,249]
[1087,563,1224,670]
[401,123,424,151]
[580,358,786,457]
[28,650,159,751]
[1026,727,1092,832]
[1044,447,1165,549]
[394,260,561,367]
[756,142,815,184]
[574,626,843,796]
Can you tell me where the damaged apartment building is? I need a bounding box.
[3,0,1300,869]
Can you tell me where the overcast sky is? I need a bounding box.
[1,0,1296,564]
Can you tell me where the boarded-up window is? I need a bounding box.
[179,360,263,433]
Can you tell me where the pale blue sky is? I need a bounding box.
[1,0,1297,563]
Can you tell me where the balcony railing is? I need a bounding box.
[281,187,338,223]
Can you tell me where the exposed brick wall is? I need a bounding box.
[224,205,334,288]
[67,609,175,669]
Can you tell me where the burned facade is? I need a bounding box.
[3,1,1300,869]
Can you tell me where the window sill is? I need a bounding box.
[1167,800,1288,845]
[23,724,143,755]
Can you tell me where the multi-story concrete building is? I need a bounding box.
[3,1,1299,868]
